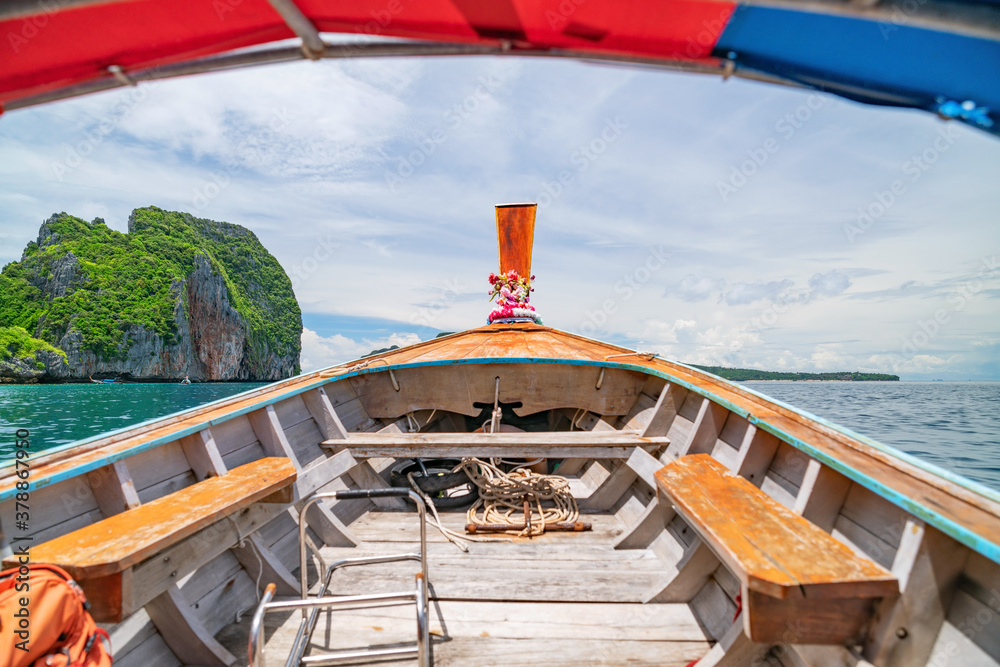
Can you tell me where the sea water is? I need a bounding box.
[742,381,1000,491]
[1,380,998,491]
[0,382,268,458]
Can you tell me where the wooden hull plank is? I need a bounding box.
[218,600,708,667]
[145,584,237,666]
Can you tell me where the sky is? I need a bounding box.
[1,48,998,380]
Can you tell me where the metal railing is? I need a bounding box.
[248,488,429,666]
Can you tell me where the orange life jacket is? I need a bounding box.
[0,564,112,667]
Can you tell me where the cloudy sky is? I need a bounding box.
[1,49,998,380]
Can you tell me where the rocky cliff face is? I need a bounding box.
[0,207,301,382]
[0,347,69,382]
[183,253,298,380]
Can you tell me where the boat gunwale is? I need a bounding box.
[4,332,1000,565]
[0,327,486,472]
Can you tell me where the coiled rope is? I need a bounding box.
[404,375,578,542]
[406,457,580,543]
[459,458,578,537]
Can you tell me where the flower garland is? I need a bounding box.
[487,270,542,324]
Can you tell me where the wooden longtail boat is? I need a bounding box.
[2,204,998,667]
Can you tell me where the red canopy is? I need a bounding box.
[1,0,734,108]
[2,0,998,134]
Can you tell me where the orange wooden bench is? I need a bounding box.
[655,454,898,644]
[3,457,296,622]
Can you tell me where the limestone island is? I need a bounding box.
[0,207,301,383]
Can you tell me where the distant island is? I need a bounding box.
[689,365,899,382]
[0,207,301,383]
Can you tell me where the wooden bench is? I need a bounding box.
[4,457,296,623]
[323,431,669,460]
[655,454,898,645]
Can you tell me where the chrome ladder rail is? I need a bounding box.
[248,488,430,667]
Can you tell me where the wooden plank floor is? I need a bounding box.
[217,510,710,666]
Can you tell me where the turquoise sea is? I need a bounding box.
[1,380,998,491]
[741,381,1000,491]
[0,382,268,458]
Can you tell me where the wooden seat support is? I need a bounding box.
[3,457,296,623]
[655,454,898,645]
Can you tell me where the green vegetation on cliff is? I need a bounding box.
[689,365,899,381]
[0,326,66,366]
[0,207,300,370]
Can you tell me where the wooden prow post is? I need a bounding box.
[496,203,536,277]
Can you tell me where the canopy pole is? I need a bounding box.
[3,44,793,113]
[107,65,136,87]
[265,0,325,60]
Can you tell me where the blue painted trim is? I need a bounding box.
[0,375,333,501]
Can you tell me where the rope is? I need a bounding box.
[459,458,578,537]
[604,351,657,361]
[319,356,390,378]
[493,457,544,468]
[405,472,511,551]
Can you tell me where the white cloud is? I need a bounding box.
[723,279,795,306]
[0,55,997,381]
[806,270,852,300]
[300,328,421,372]
[116,63,409,176]
[671,269,851,308]
[675,274,722,302]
